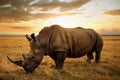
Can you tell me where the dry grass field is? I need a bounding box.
[0,36,120,80]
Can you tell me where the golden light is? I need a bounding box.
[48,16,77,28]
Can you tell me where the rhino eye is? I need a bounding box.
[31,56,35,59]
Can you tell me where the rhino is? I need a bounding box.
[7,25,103,73]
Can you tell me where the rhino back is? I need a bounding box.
[50,26,98,57]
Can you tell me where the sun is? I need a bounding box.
[48,16,76,28]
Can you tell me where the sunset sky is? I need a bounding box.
[0,0,120,35]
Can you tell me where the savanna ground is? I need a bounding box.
[0,36,120,80]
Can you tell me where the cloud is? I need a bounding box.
[97,28,120,35]
[85,15,93,18]
[104,9,120,16]
[0,0,91,23]
[31,0,90,12]
[0,0,33,9]
[10,26,33,30]
[0,7,31,23]
[0,0,10,6]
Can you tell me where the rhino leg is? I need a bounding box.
[95,38,103,63]
[55,51,67,70]
[86,52,94,63]
[95,51,101,63]
[95,43,103,63]
[50,51,67,70]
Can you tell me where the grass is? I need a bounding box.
[0,36,120,80]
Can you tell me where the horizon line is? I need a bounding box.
[0,33,120,37]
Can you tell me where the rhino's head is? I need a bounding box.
[7,33,44,73]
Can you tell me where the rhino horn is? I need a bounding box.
[7,56,24,67]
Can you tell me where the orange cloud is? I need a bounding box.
[104,9,120,16]
[10,26,33,30]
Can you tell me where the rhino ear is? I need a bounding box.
[31,33,36,41]
[25,34,32,41]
